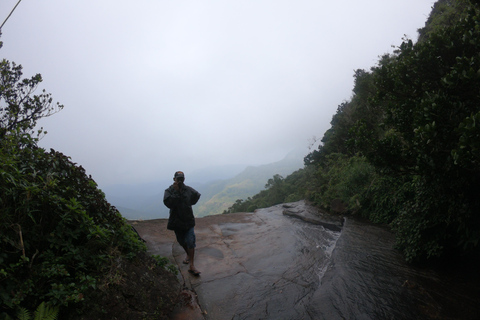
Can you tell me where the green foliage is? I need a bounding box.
[151,255,178,275]
[0,136,147,316]
[417,0,470,42]
[313,154,375,213]
[360,3,480,261]
[360,175,413,224]
[5,302,59,320]
[229,1,480,263]
[305,70,379,165]
[0,51,146,318]
[304,1,480,262]
[224,167,315,213]
[0,58,63,141]
[197,154,303,216]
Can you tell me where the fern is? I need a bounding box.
[33,302,58,320]
[15,308,30,320]
[5,302,59,320]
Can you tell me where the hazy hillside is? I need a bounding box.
[103,164,247,219]
[105,149,305,219]
[195,149,305,216]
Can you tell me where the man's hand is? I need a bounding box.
[173,181,180,191]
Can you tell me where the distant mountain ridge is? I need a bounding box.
[195,150,305,216]
[105,149,305,220]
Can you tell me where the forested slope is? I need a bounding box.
[227,0,480,262]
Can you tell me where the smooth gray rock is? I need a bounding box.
[132,200,480,320]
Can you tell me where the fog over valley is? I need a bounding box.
[105,148,305,219]
[1,0,434,210]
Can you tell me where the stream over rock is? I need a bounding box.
[132,200,480,319]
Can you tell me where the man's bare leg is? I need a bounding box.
[181,245,190,264]
[186,247,200,275]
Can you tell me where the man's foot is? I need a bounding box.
[188,269,201,276]
[182,258,190,264]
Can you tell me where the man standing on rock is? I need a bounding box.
[163,171,202,276]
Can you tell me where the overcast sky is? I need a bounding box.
[1,0,434,188]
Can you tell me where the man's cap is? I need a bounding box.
[174,171,185,179]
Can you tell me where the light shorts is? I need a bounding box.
[174,227,196,249]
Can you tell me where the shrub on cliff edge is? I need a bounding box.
[0,47,147,318]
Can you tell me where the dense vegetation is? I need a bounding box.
[226,0,480,262]
[0,38,174,319]
[2,1,478,317]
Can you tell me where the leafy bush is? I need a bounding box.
[0,51,146,318]
[365,3,480,261]
[360,175,413,224]
[312,154,375,213]
[151,255,178,275]
[228,0,480,263]
[0,137,147,316]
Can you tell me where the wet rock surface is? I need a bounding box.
[132,200,480,319]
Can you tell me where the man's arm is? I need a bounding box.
[163,187,181,209]
[190,188,201,205]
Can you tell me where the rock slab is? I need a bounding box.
[132,200,480,320]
